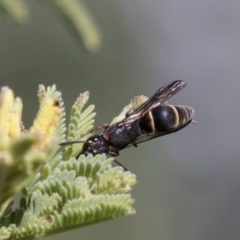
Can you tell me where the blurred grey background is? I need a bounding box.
[1,0,240,240]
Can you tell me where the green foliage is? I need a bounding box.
[0,85,137,240]
[63,91,96,160]
[0,0,101,52]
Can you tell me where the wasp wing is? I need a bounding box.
[118,80,187,127]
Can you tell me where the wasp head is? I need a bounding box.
[82,135,109,155]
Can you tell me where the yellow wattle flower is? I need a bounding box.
[30,98,61,150]
[8,97,23,139]
[0,87,21,143]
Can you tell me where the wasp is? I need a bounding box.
[60,80,194,170]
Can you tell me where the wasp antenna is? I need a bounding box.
[59,140,86,146]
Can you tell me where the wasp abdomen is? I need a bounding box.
[140,105,194,133]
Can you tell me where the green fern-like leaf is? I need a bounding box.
[48,194,134,233]
[29,191,60,216]
[94,168,137,194]
[63,91,96,160]
[0,227,11,240]
[0,85,137,240]
[58,154,112,180]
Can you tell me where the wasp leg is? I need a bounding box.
[76,151,88,160]
[81,123,109,137]
[93,123,109,131]
[113,158,128,171]
[109,151,119,157]
[107,152,128,171]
